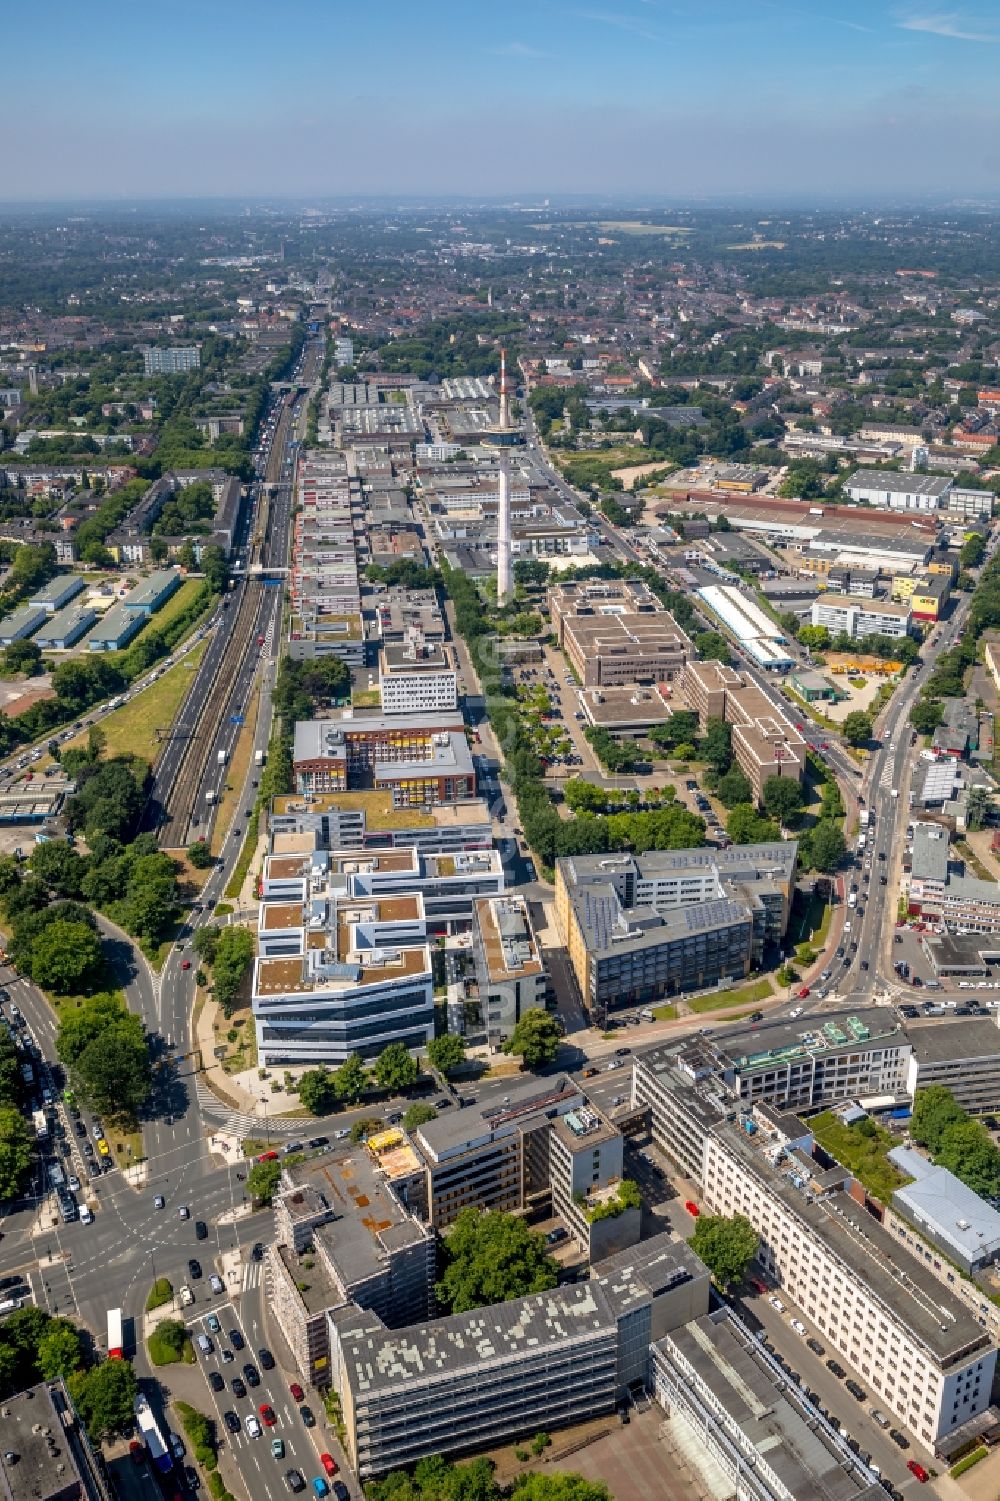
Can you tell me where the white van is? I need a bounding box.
[196,1333,214,1356]
[79,1203,93,1225]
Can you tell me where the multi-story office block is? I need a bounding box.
[253,891,433,1066]
[702,1109,996,1448]
[905,1017,1000,1116]
[471,894,546,1047]
[260,841,503,931]
[268,791,492,854]
[810,593,912,641]
[556,844,796,1017]
[379,640,458,714]
[680,660,805,803]
[292,714,473,806]
[268,1141,434,1385]
[549,578,691,688]
[330,1236,709,1478]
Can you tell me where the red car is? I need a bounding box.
[289,1382,304,1401]
[907,1461,929,1483]
[257,1150,278,1162]
[259,1404,276,1427]
[129,1442,145,1467]
[181,959,191,971]
[320,1455,338,1477]
[748,1276,768,1295]
[797,987,810,999]
[684,1201,700,1217]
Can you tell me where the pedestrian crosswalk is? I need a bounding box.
[195,1078,311,1138]
[242,1257,266,1294]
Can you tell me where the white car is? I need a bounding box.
[790,1319,806,1336]
[179,1285,195,1307]
[209,1273,224,1295]
[768,1296,785,1313]
[244,1414,262,1439]
[606,1059,623,1071]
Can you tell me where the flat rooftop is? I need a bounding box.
[415,1074,583,1162]
[717,1008,905,1073]
[474,895,543,982]
[718,1120,991,1365]
[0,1379,109,1501]
[657,1310,884,1501]
[905,1018,1000,1063]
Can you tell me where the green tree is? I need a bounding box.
[31,920,104,995]
[726,803,780,845]
[511,1477,611,1501]
[29,840,87,897]
[960,533,986,569]
[761,775,804,824]
[910,698,944,735]
[841,710,874,747]
[701,717,733,773]
[334,1054,368,1105]
[936,1120,1000,1197]
[0,1106,33,1200]
[911,1086,967,1154]
[212,926,254,1015]
[187,840,214,869]
[246,1158,282,1206]
[694,630,731,663]
[503,1011,562,1069]
[809,822,846,872]
[435,1208,558,1314]
[37,1319,85,1380]
[374,1042,419,1093]
[72,1017,151,1119]
[68,1358,138,1441]
[192,924,221,966]
[297,1067,338,1116]
[796,625,830,651]
[56,992,124,1068]
[966,785,993,833]
[403,1102,438,1132]
[427,1033,466,1076]
[690,1212,760,1290]
[716,766,753,809]
[3,639,43,676]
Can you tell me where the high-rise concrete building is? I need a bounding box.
[496,460,512,605]
[141,345,201,375]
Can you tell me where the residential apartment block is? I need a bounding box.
[548,577,691,688]
[680,659,805,802]
[141,344,200,375]
[811,593,912,640]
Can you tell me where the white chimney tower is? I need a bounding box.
[497,461,513,605]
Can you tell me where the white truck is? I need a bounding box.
[216,749,227,767]
[32,1108,48,1141]
[254,749,265,767]
[205,789,217,806]
[47,1162,65,1189]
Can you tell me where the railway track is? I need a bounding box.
[155,578,264,847]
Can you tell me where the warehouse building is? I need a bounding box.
[27,575,85,614]
[0,604,46,645]
[844,471,952,512]
[34,604,97,651]
[120,569,181,616]
[85,605,145,652]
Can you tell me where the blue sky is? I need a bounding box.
[5,0,1000,200]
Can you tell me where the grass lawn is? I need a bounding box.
[217,1005,258,1076]
[351,688,380,708]
[143,577,209,639]
[809,1110,912,1203]
[652,1003,678,1021]
[59,638,209,766]
[687,977,773,1014]
[145,1277,174,1312]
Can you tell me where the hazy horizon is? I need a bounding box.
[8,0,1000,201]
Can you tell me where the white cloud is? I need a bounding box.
[897,11,998,41]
